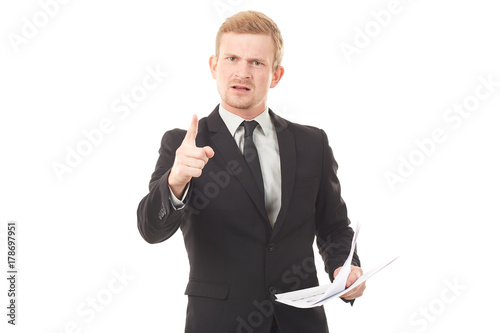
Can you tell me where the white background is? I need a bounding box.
[1,0,499,332]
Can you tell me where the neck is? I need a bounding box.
[221,101,266,120]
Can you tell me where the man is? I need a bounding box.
[137,10,365,333]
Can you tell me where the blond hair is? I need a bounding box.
[215,11,284,71]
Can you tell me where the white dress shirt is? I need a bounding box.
[218,105,282,227]
[170,105,282,227]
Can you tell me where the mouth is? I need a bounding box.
[231,85,251,91]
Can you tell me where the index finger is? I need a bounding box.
[183,115,198,146]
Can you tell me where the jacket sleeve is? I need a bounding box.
[315,129,361,281]
[137,129,191,244]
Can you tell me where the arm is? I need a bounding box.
[314,129,364,301]
[315,129,360,276]
[137,129,187,244]
[137,115,214,244]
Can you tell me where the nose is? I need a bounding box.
[234,62,251,80]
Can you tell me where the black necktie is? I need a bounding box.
[242,120,265,198]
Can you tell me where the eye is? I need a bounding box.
[252,60,263,66]
[228,57,237,61]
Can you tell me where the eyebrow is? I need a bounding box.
[248,57,266,64]
[223,53,267,63]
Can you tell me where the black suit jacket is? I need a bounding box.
[137,106,360,333]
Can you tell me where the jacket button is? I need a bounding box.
[268,243,276,252]
[269,286,277,295]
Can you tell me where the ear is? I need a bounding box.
[270,66,284,88]
[209,55,218,79]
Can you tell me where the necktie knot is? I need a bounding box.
[242,120,259,138]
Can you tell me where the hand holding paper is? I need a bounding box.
[275,224,398,308]
[334,265,366,300]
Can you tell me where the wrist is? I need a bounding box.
[168,173,188,199]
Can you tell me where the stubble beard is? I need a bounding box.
[223,95,254,110]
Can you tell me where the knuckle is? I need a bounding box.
[194,148,205,158]
[177,165,186,175]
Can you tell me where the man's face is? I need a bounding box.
[210,32,284,117]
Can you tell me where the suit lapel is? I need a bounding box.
[269,110,296,237]
[207,106,271,227]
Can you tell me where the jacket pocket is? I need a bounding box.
[184,279,230,300]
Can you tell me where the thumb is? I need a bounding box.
[183,115,198,146]
[346,268,361,287]
[203,146,215,159]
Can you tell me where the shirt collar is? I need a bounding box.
[218,104,273,137]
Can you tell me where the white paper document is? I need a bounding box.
[275,224,398,308]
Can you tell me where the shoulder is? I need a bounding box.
[159,128,186,149]
[270,110,327,143]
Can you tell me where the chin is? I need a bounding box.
[224,98,255,110]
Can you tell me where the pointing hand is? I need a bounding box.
[168,115,214,199]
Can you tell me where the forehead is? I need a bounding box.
[219,33,275,60]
